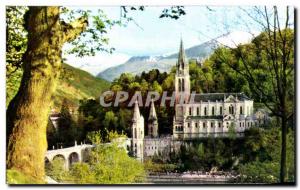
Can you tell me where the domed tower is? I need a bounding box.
[148,98,158,138]
[131,100,144,161]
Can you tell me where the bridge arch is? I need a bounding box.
[53,154,68,170]
[69,152,80,166]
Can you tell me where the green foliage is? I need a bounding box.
[67,142,145,184]
[53,63,110,108]
[6,62,110,109]
[155,126,295,184]
[45,157,68,182]
[47,99,84,148]
[6,6,28,70]
[238,160,279,183]
[144,159,177,173]
[68,163,95,184]
[87,130,102,144]
[61,8,122,57]
[238,127,295,183]
[7,169,43,184]
[6,6,27,106]
[159,6,186,20]
[228,123,237,140]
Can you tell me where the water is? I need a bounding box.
[146,174,234,184]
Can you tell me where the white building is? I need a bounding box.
[131,39,268,161]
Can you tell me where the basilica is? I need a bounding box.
[131,39,268,161]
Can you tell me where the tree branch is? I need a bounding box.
[61,16,88,43]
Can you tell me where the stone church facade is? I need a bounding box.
[131,39,268,161]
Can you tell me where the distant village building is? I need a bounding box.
[131,39,269,161]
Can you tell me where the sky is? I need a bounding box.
[63,6,293,75]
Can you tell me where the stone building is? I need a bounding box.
[130,39,268,161]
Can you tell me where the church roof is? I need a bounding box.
[193,93,251,102]
[186,115,224,120]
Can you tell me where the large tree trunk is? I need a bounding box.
[7,7,62,181]
[7,6,87,181]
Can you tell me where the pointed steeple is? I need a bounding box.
[178,37,186,69]
[148,99,157,121]
[148,98,158,138]
[132,100,140,122]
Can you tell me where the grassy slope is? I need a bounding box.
[6,63,110,109]
[52,63,110,108]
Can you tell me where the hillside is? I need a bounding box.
[52,63,110,108]
[6,63,110,109]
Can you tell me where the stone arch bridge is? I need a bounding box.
[45,143,94,170]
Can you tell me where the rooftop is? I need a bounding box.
[193,92,251,102]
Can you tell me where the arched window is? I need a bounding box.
[212,107,215,115]
[189,107,192,115]
[240,106,243,114]
[195,123,198,128]
[220,106,223,115]
[134,128,137,138]
[204,107,207,116]
[187,123,190,128]
[203,123,206,128]
[182,79,185,91]
[197,107,200,116]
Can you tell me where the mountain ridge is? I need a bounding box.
[97,31,255,81]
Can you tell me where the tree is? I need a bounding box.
[45,157,68,182]
[215,6,294,182]
[6,7,88,181]
[6,6,188,181]
[70,131,145,184]
[6,7,28,106]
[228,123,237,140]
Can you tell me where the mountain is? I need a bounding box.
[97,31,255,81]
[6,63,110,110]
[52,63,110,108]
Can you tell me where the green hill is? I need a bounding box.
[52,63,110,108]
[6,63,110,109]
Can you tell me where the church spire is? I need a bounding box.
[178,37,186,68]
[148,98,157,121]
[132,100,140,122]
[148,98,158,138]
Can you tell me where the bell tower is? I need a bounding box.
[175,38,190,104]
[131,100,144,161]
[148,98,158,138]
[173,38,190,139]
